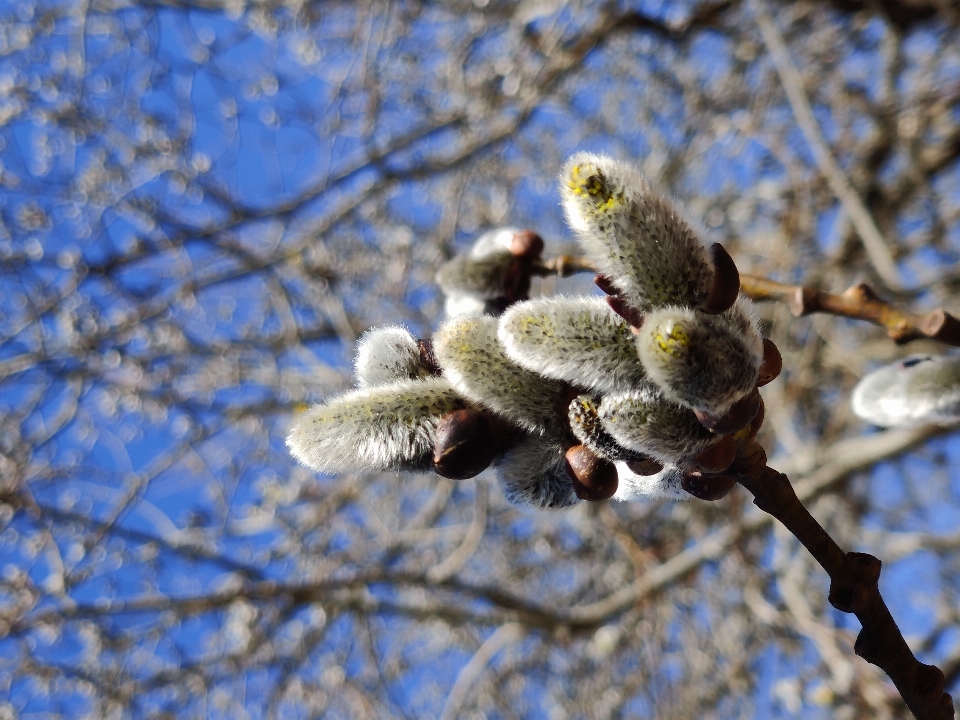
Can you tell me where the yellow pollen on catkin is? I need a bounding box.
[655,323,689,357]
[567,164,620,210]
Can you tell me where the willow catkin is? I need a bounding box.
[354,325,431,387]
[434,314,568,435]
[852,354,960,427]
[286,377,467,474]
[496,434,579,510]
[635,298,763,417]
[560,152,714,311]
[499,296,648,393]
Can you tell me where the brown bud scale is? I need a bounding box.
[682,472,737,501]
[433,409,501,480]
[694,388,761,434]
[625,456,664,476]
[757,338,782,387]
[700,243,740,315]
[565,444,619,501]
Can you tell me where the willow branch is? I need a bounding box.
[731,440,954,720]
[738,275,960,346]
[534,256,960,346]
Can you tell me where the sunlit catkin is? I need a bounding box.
[614,461,687,501]
[434,314,568,434]
[354,326,431,387]
[286,377,467,474]
[499,296,648,393]
[635,298,763,417]
[598,387,719,463]
[560,152,713,311]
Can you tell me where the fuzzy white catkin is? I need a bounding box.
[499,296,648,393]
[354,326,429,387]
[852,355,960,427]
[613,461,687,501]
[598,388,718,463]
[635,297,763,417]
[436,227,522,318]
[286,377,466,474]
[496,434,579,510]
[559,152,714,311]
[434,314,568,434]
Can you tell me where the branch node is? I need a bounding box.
[920,308,960,345]
[788,287,817,316]
[828,552,881,613]
[842,283,880,304]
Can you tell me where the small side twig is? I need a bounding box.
[739,275,960,346]
[731,440,955,720]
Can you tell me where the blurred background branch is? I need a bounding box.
[2,0,960,717]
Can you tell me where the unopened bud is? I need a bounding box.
[625,457,664,476]
[606,296,644,329]
[757,338,782,387]
[692,434,737,473]
[565,445,619,501]
[681,472,737,501]
[694,388,761,434]
[509,230,544,259]
[700,243,740,315]
[433,409,505,480]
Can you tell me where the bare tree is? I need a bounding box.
[2,0,960,717]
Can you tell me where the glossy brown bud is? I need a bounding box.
[433,409,502,480]
[694,388,761,434]
[509,230,544,260]
[693,435,737,473]
[594,273,619,296]
[747,396,765,440]
[757,338,782,387]
[606,296,644,329]
[682,472,737,501]
[625,456,664,476]
[565,444,619,501]
[700,243,740,315]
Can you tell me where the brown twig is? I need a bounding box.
[532,256,960,346]
[739,276,960,346]
[731,440,955,720]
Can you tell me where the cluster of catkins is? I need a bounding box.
[287,153,782,510]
